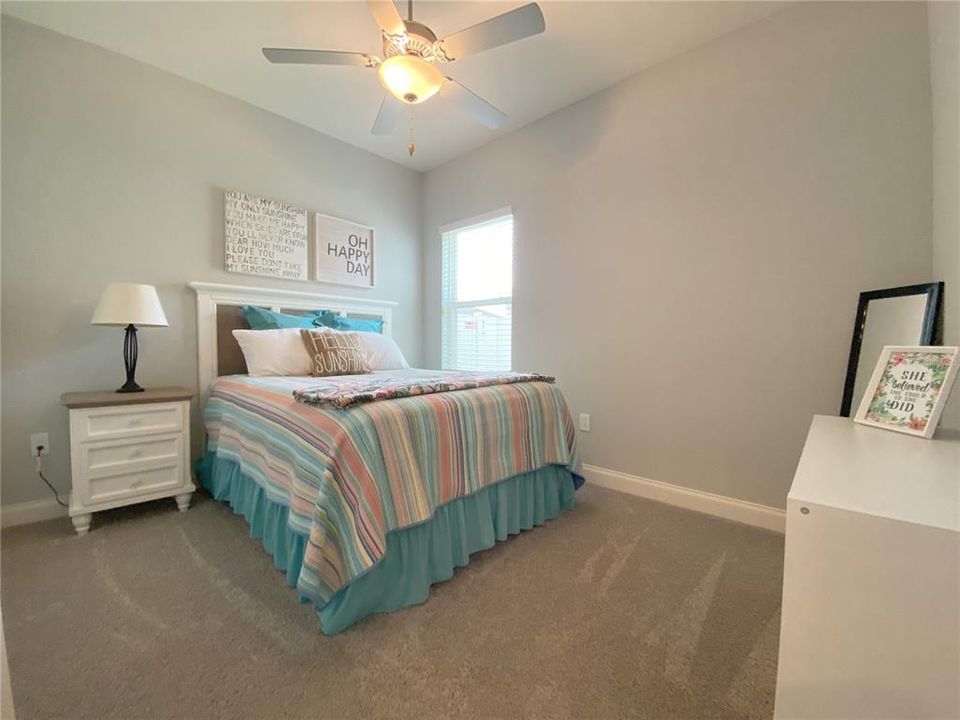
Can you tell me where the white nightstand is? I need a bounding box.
[60,387,196,535]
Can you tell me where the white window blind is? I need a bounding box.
[441,213,513,371]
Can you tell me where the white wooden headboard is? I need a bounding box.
[188,281,397,401]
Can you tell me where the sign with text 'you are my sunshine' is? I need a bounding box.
[314,213,375,289]
[224,190,308,281]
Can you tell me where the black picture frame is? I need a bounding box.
[840,282,944,417]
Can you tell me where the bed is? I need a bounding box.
[189,282,583,634]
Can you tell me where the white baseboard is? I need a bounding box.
[0,496,70,529]
[3,471,786,534]
[582,464,785,534]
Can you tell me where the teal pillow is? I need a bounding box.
[314,310,384,334]
[242,305,320,330]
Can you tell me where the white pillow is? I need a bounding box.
[358,331,409,370]
[232,328,313,376]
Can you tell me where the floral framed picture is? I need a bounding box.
[854,346,959,438]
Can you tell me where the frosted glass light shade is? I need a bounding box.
[377,55,443,104]
[91,283,169,327]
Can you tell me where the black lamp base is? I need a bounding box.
[116,323,145,394]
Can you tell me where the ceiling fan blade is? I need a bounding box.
[367,0,406,36]
[437,3,545,62]
[371,94,402,135]
[439,79,507,129]
[262,48,375,66]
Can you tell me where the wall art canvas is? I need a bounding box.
[224,190,308,281]
[314,212,375,289]
[854,345,959,438]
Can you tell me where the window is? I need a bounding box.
[441,211,513,371]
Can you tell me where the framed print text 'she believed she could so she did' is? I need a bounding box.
[854,345,959,438]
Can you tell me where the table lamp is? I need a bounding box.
[91,283,169,393]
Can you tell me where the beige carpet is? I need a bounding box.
[1,485,784,719]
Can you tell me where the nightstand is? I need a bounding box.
[60,387,195,535]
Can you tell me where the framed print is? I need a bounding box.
[854,346,960,438]
[224,190,308,281]
[314,213,375,288]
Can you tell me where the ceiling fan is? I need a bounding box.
[262,1,545,152]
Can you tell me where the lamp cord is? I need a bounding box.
[36,448,68,508]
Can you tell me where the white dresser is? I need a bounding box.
[775,415,959,719]
[61,387,195,535]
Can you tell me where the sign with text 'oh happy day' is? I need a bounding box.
[314,213,375,289]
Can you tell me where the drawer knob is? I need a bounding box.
[129,418,141,426]
[130,478,144,488]
[130,449,142,459]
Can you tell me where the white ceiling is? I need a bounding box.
[2,1,789,170]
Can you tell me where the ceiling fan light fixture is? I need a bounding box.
[377,54,442,104]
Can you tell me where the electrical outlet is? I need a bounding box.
[579,413,591,432]
[30,433,50,456]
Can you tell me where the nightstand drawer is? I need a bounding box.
[86,465,183,504]
[80,434,182,477]
[75,402,183,441]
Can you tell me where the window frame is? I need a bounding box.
[440,206,514,372]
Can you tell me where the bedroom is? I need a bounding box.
[1,1,958,718]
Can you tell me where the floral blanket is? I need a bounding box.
[293,369,556,409]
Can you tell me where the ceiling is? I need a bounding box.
[2,1,789,170]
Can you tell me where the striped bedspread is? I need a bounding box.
[203,369,582,607]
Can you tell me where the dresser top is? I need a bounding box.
[61,387,194,409]
[791,415,960,532]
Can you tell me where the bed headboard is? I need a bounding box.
[189,281,397,401]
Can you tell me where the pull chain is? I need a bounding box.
[408,111,416,157]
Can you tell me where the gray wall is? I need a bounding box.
[2,3,948,512]
[1,18,424,506]
[929,1,960,431]
[423,2,934,509]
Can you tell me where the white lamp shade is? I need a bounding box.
[91,283,169,327]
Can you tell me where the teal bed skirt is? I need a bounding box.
[196,453,581,634]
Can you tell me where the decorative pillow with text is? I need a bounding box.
[300,329,372,377]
